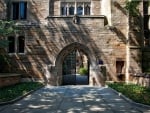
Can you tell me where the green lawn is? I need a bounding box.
[0,82,44,102]
[107,82,150,105]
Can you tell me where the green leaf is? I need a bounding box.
[125,0,141,16]
[0,40,9,48]
[0,20,18,37]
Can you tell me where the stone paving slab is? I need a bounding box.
[0,85,150,113]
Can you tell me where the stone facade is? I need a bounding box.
[0,74,21,88]
[0,0,147,86]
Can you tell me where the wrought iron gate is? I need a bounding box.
[62,49,89,85]
[62,50,76,85]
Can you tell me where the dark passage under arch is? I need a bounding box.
[62,49,89,85]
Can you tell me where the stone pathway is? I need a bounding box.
[0,86,150,113]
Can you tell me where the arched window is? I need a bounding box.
[77,6,83,15]
[84,5,90,15]
[7,36,25,53]
[60,2,91,16]
[69,6,74,15]
[18,36,25,53]
[8,36,15,53]
[61,3,67,15]
[61,7,67,15]
[143,1,150,46]
[12,1,27,20]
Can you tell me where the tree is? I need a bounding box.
[0,20,18,72]
[0,20,18,48]
[125,0,141,16]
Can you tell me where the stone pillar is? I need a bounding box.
[99,65,106,81]
[83,3,85,15]
[0,0,6,19]
[101,0,112,25]
[89,62,105,86]
[148,1,150,30]
[43,64,57,85]
[74,1,77,14]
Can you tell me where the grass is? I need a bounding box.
[107,82,150,105]
[0,82,44,102]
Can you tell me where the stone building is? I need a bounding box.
[0,0,149,86]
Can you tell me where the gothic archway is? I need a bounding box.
[55,42,105,86]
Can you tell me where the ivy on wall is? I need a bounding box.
[0,20,18,73]
[0,20,18,48]
[124,0,141,16]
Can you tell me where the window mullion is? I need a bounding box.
[74,1,77,15]
[19,2,20,20]
[16,36,18,53]
[67,3,69,16]
[148,1,150,30]
[83,3,85,15]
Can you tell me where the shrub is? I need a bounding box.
[0,55,11,73]
[79,67,88,75]
[107,82,150,105]
[0,82,44,102]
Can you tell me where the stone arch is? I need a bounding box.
[55,42,105,86]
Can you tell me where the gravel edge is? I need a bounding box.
[108,86,150,109]
[0,85,44,106]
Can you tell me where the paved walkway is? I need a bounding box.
[0,86,150,113]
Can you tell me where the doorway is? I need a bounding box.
[54,42,105,86]
[116,60,125,81]
[62,49,89,85]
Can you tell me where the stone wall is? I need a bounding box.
[129,74,150,87]
[0,74,21,88]
[0,0,144,85]
[128,1,143,74]
[0,1,6,19]
[27,0,49,23]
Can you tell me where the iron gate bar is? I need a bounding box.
[62,49,89,85]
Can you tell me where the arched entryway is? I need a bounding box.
[55,42,105,86]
